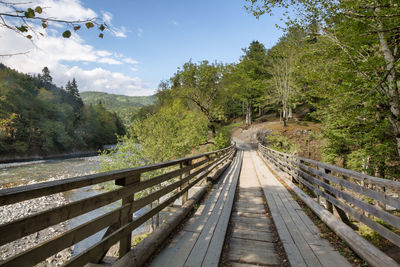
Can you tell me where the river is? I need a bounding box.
[0,155,151,256]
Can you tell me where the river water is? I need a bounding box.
[0,156,151,255]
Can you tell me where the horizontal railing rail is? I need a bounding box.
[258,143,400,248]
[0,144,236,267]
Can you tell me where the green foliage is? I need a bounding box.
[0,3,107,42]
[0,64,125,157]
[214,130,231,149]
[133,101,209,163]
[170,60,228,134]
[266,133,296,153]
[80,91,156,124]
[245,0,400,180]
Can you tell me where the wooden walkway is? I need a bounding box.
[221,150,280,266]
[149,150,243,267]
[252,150,351,267]
[149,149,351,267]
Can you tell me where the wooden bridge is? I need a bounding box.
[0,142,399,266]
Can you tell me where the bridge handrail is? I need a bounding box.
[0,144,236,267]
[258,143,400,249]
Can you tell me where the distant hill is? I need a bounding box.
[80,91,156,123]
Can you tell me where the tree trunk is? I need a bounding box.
[245,100,252,126]
[242,101,245,123]
[376,13,400,159]
[258,106,261,116]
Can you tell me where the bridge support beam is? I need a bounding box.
[116,174,141,258]
[180,160,192,205]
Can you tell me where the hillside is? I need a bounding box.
[80,91,156,123]
[0,64,125,158]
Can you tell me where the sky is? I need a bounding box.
[0,0,285,96]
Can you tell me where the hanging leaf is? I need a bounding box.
[26,35,32,39]
[85,22,94,29]
[42,22,47,28]
[16,25,28,32]
[62,30,71,38]
[99,24,105,31]
[73,25,81,31]
[99,33,104,38]
[25,8,35,18]
[35,6,43,14]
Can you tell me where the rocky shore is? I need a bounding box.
[0,178,73,266]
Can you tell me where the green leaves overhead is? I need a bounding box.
[34,6,43,14]
[16,25,28,32]
[24,8,35,18]
[99,24,105,31]
[85,22,94,29]
[62,30,71,38]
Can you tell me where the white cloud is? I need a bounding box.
[0,1,152,96]
[137,28,143,37]
[112,26,127,38]
[98,58,122,65]
[101,11,113,24]
[172,20,178,26]
[59,66,152,96]
[123,57,138,64]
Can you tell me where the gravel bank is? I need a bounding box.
[0,178,73,266]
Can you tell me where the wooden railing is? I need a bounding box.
[258,143,400,264]
[0,144,236,267]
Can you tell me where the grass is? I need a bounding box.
[221,121,243,132]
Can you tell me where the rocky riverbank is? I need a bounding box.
[0,178,72,266]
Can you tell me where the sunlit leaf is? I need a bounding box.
[16,25,28,32]
[99,33,104,38]
[35,6,42,14]
[73,25,81,31]
[42,22,47,28]
[25,8,35,18]
[85,22,94,29]
[99,24,105,31]
[26,35,32,39]
[62,30,71,38]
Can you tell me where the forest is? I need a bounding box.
[0,64,125,158]
[105,0,400,181]
[80,91,155,124]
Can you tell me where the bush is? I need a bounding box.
[214,128,231,149]
[266,133,296,153]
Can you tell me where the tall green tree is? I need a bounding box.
[170,60,227,134]
[245,0,400,160]
[227,41,269,125]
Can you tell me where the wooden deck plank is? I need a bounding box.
[253,150,352,267]
[149,230,199,267]
[183,151,242,267]
[221,150,281,267]
[252,152,308,267]
[231,228,274,242]
[149,151,242,267]
[201,151,243,267]
[272,193,323,267]
[226,237,280,265]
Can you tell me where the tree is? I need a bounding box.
[171,60,227,134]
[267,28,305,126]
[245,0,400,160]
[227,41,269,126]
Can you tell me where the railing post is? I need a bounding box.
[180,159,192,205]
[320,168,334,213]
[115,173,141,258]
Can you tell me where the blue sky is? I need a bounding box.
[1,0,285,96]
